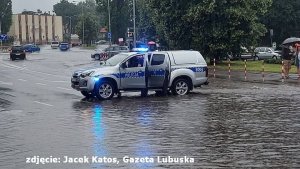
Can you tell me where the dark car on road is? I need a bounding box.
[91,45,129,60]
[22,44,40,53]
[59,42,70,51]
[10,46,26,61]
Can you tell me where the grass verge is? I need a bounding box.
[209,60,297,73]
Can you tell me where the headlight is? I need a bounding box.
[92,75,102,81]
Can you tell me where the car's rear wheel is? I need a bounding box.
[94,54,100,60]
[171,78,190,95]
[94,81,115,100]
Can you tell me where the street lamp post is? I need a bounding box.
[108,0,111,46]
[82,5,85,46]
[133,0,136,48]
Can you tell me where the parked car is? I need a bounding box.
[253,47,280,60]
[73,50,209,100]
[95,40,107,45]
[91,45,129,60]
[59,42,70,51]
[10,45,26,61]
[22,44,40,53]
[51,41,60,49]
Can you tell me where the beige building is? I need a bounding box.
[8,14,63,44]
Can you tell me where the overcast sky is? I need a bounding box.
[12,0,82,14]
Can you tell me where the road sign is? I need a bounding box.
[107,32,111,39]
[0,34,8,41]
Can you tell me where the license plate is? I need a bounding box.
[16,54,20,55]
[71,78,78,82]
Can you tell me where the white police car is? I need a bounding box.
[71,50,208,100]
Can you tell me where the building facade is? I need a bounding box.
[8,14,63,44]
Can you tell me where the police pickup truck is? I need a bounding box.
[71,50,208,100]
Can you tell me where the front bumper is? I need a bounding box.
[71,75,96,92]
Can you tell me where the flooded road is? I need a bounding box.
[0,47,299,168]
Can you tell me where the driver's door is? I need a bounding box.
[119,54,146,89]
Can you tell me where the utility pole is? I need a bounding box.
[133,0,136,48]
[82,5,84,46]
[108,0,111,46]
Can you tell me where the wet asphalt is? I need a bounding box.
[0,46,299,169]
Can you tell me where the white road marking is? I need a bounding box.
[35,83,47,86]
[56,87,72,91]
[51,80,69,83]
[33,101,54,107]
[0,80,13,86]
[18,79,27,82]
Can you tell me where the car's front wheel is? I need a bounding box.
[94,54,100,60]
[94,81,115,100]
[171,78,190,95]
[272,55,278,60]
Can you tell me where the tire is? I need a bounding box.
[94,81,115,100]
[141,88,148,97]
[254,55,259,61]
[94,54,100,60]
[171,78,190,95]
[81,91,93,98]
[272,55,277,60]
[11,56,15,61]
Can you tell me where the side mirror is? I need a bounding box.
[121,63,126,69]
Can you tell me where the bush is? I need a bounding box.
[264,58,295,65]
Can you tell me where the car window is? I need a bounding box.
[120,47,128,51]
[12,46,23,50]
[113,47,119,51]
[105,47,113,51]
[125,55,144,68]
[151,54,165,65]
[105,53,129,66]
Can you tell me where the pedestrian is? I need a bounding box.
[295,43,300,78]
[282,45,294,78]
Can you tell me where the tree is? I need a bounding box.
[0,0,12,34]
[76,14,99,45]
[96,0,130,43]
[147,0,272,61]
[262,0,300,46]
[53,0,81,40]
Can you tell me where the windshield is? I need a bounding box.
[105,53,130,66]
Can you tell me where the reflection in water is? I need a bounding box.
[92,105,107,168]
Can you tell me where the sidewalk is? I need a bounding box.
[209,68,300,85]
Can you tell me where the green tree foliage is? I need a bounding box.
[53,0,81,38]
[96,0,130,43]
[135,0,157,43]
[0,0,12,34]
[54,0,101,43]
[262,0,300,45]
[76,14,98,45]
[147,0,271,60]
